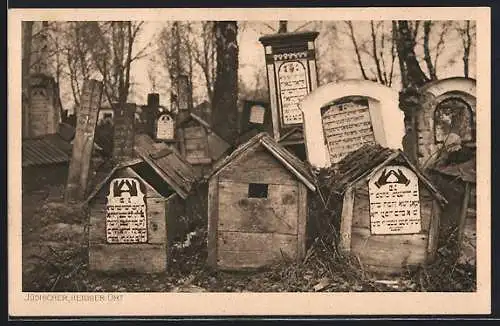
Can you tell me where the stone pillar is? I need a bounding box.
[112,103,136,162]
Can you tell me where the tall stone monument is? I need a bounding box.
[259,31,319,142]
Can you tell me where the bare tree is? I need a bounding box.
[394,20,429,89]
[185,22,217,105]
[456,20,475,78]
[80,21,149,111]
[345,21,369,81]
[422,21,452,81]
[344,21,396,86]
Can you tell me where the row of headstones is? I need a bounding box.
[85,30,476,276]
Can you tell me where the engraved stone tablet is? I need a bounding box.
[277,61,308,125]
[106,178,148,244]
[156,113,174,140]
[249,105,266,124]
[368,165,421,235]
[321,99,375,164]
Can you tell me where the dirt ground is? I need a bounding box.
[21,183,476,293]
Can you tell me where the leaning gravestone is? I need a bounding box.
[300,80,405,168]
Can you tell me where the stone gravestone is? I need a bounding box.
[65,79,103,203]
[112,103,136,161]
[368,165,421,235]
[320,97,376,164]
[411,77,476,168]
[240,100,272,136]
[259,31,319,141]
[301,80,405,168]
[106,177,148,244]
[156,113,175,140]
[28,74,61,137]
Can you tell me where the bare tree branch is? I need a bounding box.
[345,21,369,80]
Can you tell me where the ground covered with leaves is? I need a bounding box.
[22,181,475,293]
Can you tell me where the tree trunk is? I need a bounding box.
[346,21,369,81]
[22,21,34,138]
[423,21,437,80]
[212,21,239,143]
[463,21,471,78]
[395,20,429,89]
[395,20,429,165]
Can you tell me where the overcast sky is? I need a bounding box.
[60,20,476,110]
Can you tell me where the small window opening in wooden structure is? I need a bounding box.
[248,183,269,198]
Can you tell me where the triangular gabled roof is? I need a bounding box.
[176,111,211,129]
[85,158,145,204]
[331,144,448,206]
[133,134,197,198]
[207,132,316,192]
[85,134,197,203]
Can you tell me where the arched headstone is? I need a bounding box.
[301,80,405,168]
[368,165,421,235]
[106,177,147,244]
[156,113,175,140]
[417,77,476,167]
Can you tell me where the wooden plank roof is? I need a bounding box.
[22,133,73,167]
[133,134,197,199]
[331,143,448,206]
[207,132,316,191]
[85,134,197,202]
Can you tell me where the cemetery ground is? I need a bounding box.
[22,176,476,293]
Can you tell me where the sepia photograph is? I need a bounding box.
[8,7,491,317]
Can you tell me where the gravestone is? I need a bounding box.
[65,79,103,203]
[410,77,476,167]
[106,177,148,243]
[156,113,175,140]
[259,31,319,141]
[301,80,405,168]
[240,100,272,135]
[112,103,136,161]
[320,97,376,164]
[28,74,61,137]
[368,165,421,235]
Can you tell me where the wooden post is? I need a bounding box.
[64,79,103,203]
[427,199,442,262]
[207,176,219,268]
[457,182,471,251]
[297,183,308,261]
[339,187,355,253]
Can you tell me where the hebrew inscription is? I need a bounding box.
[106,178,148,244]
[368,165,421,235]
[277,61,308,125]
[321,99,375,163]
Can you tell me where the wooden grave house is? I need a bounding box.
[176,111,230,176]
[85,134,196,273]
[206,132,316,270]
[332,144,448,275]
